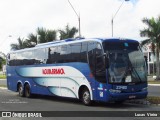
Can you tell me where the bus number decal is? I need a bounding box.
[116,86,127,90]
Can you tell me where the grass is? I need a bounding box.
[147,96,160,105]
[0,74,6,79]
[148,80,160,84]
[0,85,7,87]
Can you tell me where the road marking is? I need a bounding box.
[148,84,160,86]
[0,87,7,89]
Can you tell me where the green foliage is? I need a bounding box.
[0,57,6,70]
[147,96,160,104]
[59,24,78,40]
[0,74,6,79]
[140,16,160,80]
[10,28,57,50]
[36,27,57,43]
[10,25,78,50]
[10,37,29,50]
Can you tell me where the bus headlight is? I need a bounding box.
[109,89,121,93]
[142,87,148,91]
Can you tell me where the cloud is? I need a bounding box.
[0,0,160,54]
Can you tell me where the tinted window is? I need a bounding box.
[9,53,17,66]
[88,42,96,75]
[87,42,106,83]
[16,50,35,65]
[60,45,69,63]
[56,46,61,63]
[95,43,106,83]
[103,41,139,51]
[47,47,57,64]
[34,48,47,64]
[70,43,81,62]
[80,42,88,63]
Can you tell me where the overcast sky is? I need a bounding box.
[0,0,160,54]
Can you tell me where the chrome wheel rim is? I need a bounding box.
[19,86,23,96]
[83,91,90,104]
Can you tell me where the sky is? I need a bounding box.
[0,0,160,54]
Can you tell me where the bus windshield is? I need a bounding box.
[103,41,147,84]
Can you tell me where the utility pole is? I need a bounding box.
[68,0,81,37]
[112,0,129,37]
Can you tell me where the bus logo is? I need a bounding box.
[42,68,65,75]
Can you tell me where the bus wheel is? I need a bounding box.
[24,84,32,98]
[82,88,92,106]
[114,100,124,104]
[18,84,24,97]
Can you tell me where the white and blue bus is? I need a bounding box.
[6,38,148,105]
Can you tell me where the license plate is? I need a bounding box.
[129,95,136,99]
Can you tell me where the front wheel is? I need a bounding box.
[81,88,92,106]
[24,84,32,98]
[114,100,125,104]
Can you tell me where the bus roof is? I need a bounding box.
[8,37,139,54]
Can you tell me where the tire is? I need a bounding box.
[24,84,32,98]
[114,100,124,104]
[18,84,24,97]
[81,88,92,106]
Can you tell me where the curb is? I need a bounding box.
[148,84,160,86]
[0,87,7,89]
[126,99,160,106]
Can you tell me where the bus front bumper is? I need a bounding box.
[109,91,148,102]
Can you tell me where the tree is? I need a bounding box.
[27,27,57,47]
[10,37,29,50]
[37,27,57,43]
[0,52,6,70]
[59,24,78,40]
[0,57,6,70]
[140,16,160,80]
[27,33,37,47]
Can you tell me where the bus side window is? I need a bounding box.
[60,45,68,63]
[34,49,46,64]
[66,45,71,62]
[95,43,106,83]
[56,46,61,63]
[70,43,81,62]
[47,47,57,64]
[88,42,96,76]
[81,42,88,63]
[10,53,17,66]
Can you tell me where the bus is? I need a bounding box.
[6,38,148,105]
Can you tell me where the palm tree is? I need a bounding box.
[140,16,160,80]
[59,24,78,40]
[0,52,6,70]
[27,33,37,47]
[46,30,57,42]
[26,27,57,47]
[37,27,57,43]
[10,37,29,50]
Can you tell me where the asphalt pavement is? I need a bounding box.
[0,88,160,120]
[0,79,6,86]
[0,79,159,120]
